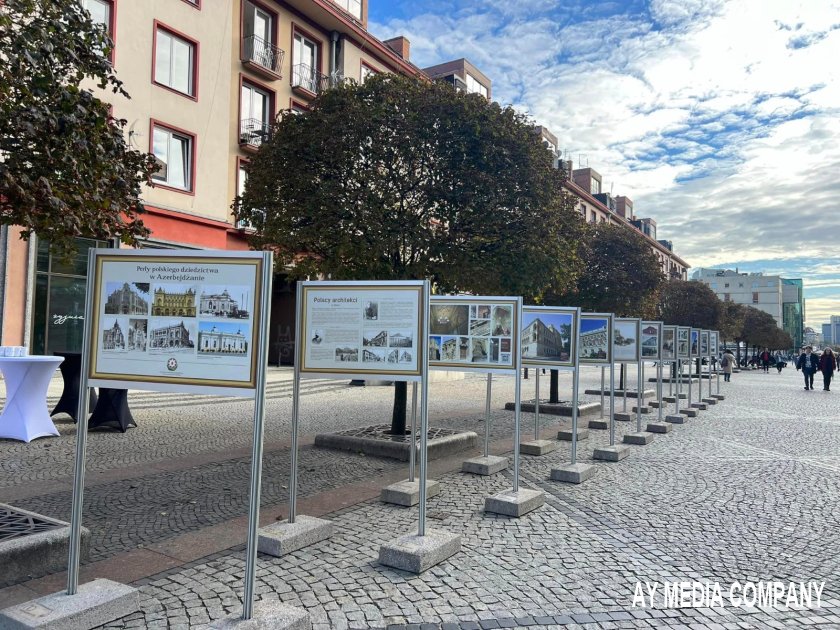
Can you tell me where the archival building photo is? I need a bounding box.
[521,309,575,365]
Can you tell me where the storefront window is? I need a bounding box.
[32,238,109,355]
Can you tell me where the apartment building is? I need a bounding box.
[692,268,806,333]
[0,0,424,360]
[422,58,491,100]
[551,159,689,280]
[822,316,840,346]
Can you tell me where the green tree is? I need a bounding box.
[658,280,723,329]
[557,223,663,319]
[237,74,584,433]
[0,0,156,255]
[555,223,663,389]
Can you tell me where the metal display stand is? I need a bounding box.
[0,249,280,629]
[461,372,508,477]
[550,313,594,483]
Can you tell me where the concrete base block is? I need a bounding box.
[584,388,655,399]
[209,600,310,629]
[649,400,663,408]
[632,406,651,414]
[462,456,508,476]
[505,401,602,417]
[550,463,596,484]
[712,394,726,400]
[0,504,91,588]
[623,431,655,445]
[257,515,333,557]
[663,394,688,402]
[588,419,608,430]
[519,440,559,456]
[613,412,632,422]
[484,488,545,517]
[648,377,698,383]
[646,421,673,434]
[378,529,461,574]
[380,479,441,507]
[593,445,631,462]
[314,426,478,462]
[557,428,588,441]
[691,402,708,410]
[702,398,717,405]
[0,579,138,629]
[680,408,698,417]
[665,414,686,424]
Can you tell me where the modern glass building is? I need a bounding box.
[782,278,804,350]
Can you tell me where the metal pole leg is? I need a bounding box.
[484,374,492,458]
[600,366,605,418]
[409,381,418,482]
[609,363,616,446]
[534,370,540,441]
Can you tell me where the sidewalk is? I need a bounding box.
[3,368,839,628]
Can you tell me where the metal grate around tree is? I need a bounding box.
[0,506,62,542]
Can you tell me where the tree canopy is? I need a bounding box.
[237,74,585,432]
[658,280,723,330]
[236,73,584,299]
[0,0,155,255]
[553,223,663,318]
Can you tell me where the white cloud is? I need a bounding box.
[371,0,840,325]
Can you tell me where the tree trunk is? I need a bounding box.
[390,381,408,435]
[549,369,559,403]
[619,363,625,390]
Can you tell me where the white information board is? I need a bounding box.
[298,281,425,381]
[521,306,579,368]
[662,325,677,361]
[88,250,268,397]
[614,318,642,363]
[429,296,521,374]
[579,313,614,365]
[641,321,663,360]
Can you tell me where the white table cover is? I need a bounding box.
[0,356,63,442]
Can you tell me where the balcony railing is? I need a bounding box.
[239,118,270,149]
[243,34,284,77]
[291,64,344,96]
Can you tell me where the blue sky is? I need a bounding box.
[368,1,840,328]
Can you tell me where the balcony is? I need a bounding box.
[291,64,343,98]
[242,35,284,79]
[239,118,270,152]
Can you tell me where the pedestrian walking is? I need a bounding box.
[760,348,772,373]
[819,347,837,391]
[720,349,735,382]
[796,346,818,390]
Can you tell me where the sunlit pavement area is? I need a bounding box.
[2,366,840,629]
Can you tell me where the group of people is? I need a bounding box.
[796,346,838,391]
[716,345,839,391]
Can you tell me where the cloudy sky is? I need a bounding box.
[369,0,840,328]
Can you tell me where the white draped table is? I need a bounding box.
[0,356,63,442]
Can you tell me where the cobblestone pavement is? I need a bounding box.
[6,367,839,628]
[76,368,840,628]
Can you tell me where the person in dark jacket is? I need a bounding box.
[819,348,837,391]
[760,348,772,373]
[797,346,819,390]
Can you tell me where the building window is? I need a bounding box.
[590,179,601,195]
[724,293,730,301]
[753,292,759,304]
[152,123,194,192]
[724,283,729,288]
[32,237,110,356]
[240,81,273,147]
[83,0,111,29]
[465,73,488,99]
[330,0,362,20]
[82,0,114,59]
[292,31,321,93]
[154,25,197,98]
[360,63,378,84]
